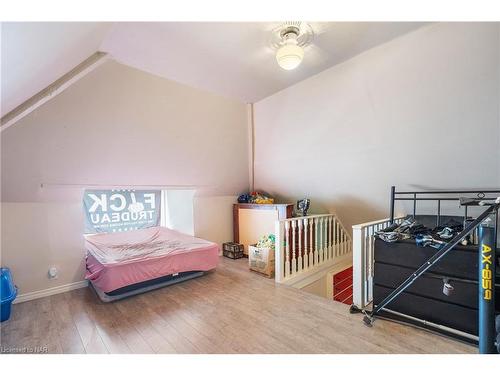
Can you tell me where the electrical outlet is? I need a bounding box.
[48,266,58,279]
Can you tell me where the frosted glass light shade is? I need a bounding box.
[276,41,304,70]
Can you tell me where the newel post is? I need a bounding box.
[275,220,284,283]
[352,225,366,309]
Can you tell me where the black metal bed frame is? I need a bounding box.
[389,185,500,231]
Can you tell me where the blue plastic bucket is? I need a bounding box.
[1,268,17,322]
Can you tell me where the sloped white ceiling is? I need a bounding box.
[1,22,429,115]
[1,22,111,116]
[100,22,429,103]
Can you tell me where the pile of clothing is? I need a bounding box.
[237,191,274,204]
[376,217,464,250]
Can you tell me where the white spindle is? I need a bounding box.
[303,218,309,270]
[329,216,333,259]
[291,220,297,275]
[336,219,340,256]
[313,218,318,265]
[297,219,303,272]
[321,217,326,262]
[323,216,329,261]
[323,217,327,261]
[324,217,328,261]
[332,217,337,257]
[284,221,290,278]
[309,218,314,267]
[318,217,324,263]
[275,221,284,282]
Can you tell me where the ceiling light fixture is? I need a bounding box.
[273,22,314,71]
[276,26,304,70]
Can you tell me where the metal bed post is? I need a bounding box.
[389,186,395,224]
[437,199,441,227]
[413,193,417,218]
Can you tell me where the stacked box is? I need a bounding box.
[222,242,244,259]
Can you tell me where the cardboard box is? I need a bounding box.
[248,245,275,278]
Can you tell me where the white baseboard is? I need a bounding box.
[14,280,89,304]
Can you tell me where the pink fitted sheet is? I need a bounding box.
[85,227,219,293]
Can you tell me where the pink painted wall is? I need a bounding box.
[1,60,249,203]
[1,60,248,295]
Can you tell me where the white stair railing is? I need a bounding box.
[275,214,353,284]
[351,216,404,309]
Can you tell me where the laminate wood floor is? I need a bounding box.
[0,257,475,354]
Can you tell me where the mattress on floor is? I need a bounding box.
[85,226,219,293]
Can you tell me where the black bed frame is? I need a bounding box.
[389,185,500,231]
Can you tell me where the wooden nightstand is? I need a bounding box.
[233,203,293,255]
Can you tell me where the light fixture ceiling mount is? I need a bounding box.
[279,25,300,40]
[272,22,314,71]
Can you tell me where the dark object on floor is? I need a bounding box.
[91,271,205,302]
[222,242,244,259]
[1,267,17,322]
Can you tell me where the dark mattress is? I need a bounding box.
[373,237,500,338]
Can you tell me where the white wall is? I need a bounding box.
[193,195,238,252]
[2,60,248,202]
[1,60,247,294]
[163,190,196,236]
[254,23,500,231]
[163,191,237,250]
[301,275,329,299]
[1,202,86,293]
